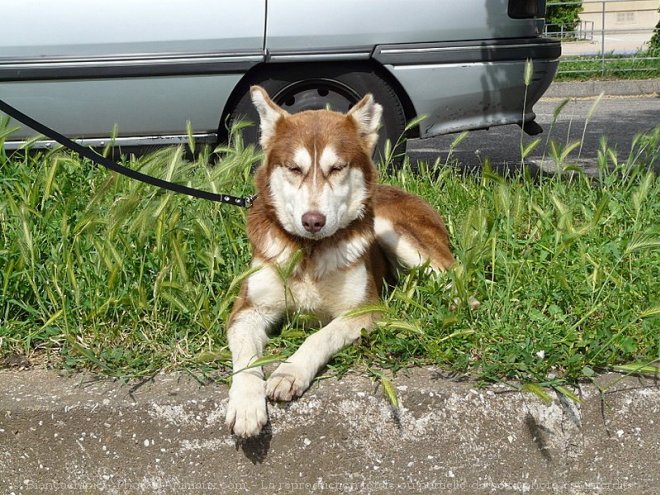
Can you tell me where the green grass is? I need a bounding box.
[1,118,659,391]
[555,50,660,81]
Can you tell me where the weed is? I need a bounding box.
[1,119,658,389]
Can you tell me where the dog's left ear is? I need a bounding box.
[251,85,289,148]
[347,94,383,153]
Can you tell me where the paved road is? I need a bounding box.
[406,95,660,175]
[560,33,654,56]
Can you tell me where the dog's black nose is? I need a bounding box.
[302,212,326,233]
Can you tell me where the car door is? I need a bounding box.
[0,0,265,144]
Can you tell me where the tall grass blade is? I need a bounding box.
[380,376,399,409]
[233,354,288,375]
[578,91,603,160]
[639,306,660,319]
[522,383,553,405]
[624,233,660,256]
[41,158,60,207]
[611,362,660,376]
[553,385,581,404]
[521,138,541,160]
[186,120,195,155]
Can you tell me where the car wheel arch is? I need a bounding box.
[216,60,419,150]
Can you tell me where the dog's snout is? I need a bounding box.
[301,212,326,233]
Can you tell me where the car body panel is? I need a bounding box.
[0,0,559,149]
[373,38,560,136]
[1,0,265,144]
[0,75,244,138]
[265,0,543,51]
[3,0,266,57]
[385,59,558,137]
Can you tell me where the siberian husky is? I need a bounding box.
[225,86,455,438]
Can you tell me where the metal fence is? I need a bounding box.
[544,0,659,76]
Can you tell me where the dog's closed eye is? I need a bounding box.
[284,163,303,175]
[329,163,347,174]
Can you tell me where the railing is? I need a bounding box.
[545,0,659,77]
[545,20,595,41]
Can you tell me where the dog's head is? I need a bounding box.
[251,85,381,240]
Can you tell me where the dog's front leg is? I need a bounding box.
[267,313,374,401]
[225,307,276,438]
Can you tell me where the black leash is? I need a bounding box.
[0,99,255,207]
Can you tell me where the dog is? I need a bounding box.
[225,86,455,438]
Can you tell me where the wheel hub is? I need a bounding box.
[272,79,362,114]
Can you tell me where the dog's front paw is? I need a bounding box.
[266,362,312,402]
[226,375,268,438]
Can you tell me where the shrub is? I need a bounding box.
[546,2,583,32]
[649,7,660,54]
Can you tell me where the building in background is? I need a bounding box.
[578,0,659,53]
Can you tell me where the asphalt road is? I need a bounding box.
[406,95,660,175]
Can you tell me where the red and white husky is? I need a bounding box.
[225,86,455,438]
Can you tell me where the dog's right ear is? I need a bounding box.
[250,86,289,147]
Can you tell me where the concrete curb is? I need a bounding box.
[544,79,660,98]
[1,369,658,494]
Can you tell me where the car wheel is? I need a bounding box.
[225,64,408,165]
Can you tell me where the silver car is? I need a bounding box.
[1,0,560,157]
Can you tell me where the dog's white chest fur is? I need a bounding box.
[247,259,368,317]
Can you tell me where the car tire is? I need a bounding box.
[224,64,408,165]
